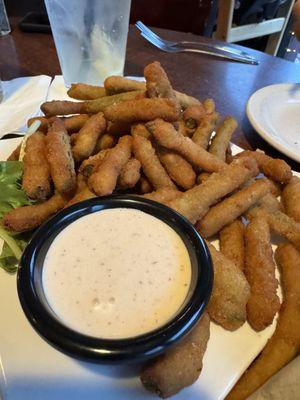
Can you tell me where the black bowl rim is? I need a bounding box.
[17,195,213,363]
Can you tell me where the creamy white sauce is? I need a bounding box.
[42,208,191,339]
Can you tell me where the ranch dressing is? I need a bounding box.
[42,208,191,339]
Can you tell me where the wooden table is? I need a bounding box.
[1,18,300,168]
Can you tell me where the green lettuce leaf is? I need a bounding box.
[0,161,33,273]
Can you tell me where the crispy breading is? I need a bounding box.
[89,136,132,196]
[219,219,245,271]
[157,148,196,190]
[4,193,67,233]
[196,178,271,237]
[166,157,258,224]
[192,111,219,149]
[144,61,179,108]
[141,313,210,398]
[104,76,146,95]
[132,135,176,190]
[233,150,292,183]
[247,208,300,251]
[209,116,238,161]
[226,243,300,400]
[143,188,181,204]
[245,217,280,331]
[46,117,76,196]
[67,83,106,100]
[118,158,141,189]
[206,242,250,330]
[72,112,106,162]
[95,133,117,151]
[282,176,300,222]
[22,132,51,200]
[148,119,226,172]
[41,91,144,116]
[104,98,180,124]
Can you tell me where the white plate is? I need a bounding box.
[0,138,280,400]
[247,83,300,162]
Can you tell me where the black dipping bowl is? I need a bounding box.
[18,195,213,363]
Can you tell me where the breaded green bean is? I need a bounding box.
[104,98,180,124]
[67,83,106,100]
[72,112,106,162]
[209,116,238,161]
[132,135,176,190]
[148,119,227,173]
[4,193,67,233]
[46,117,76,196]
[141,313,210,398]
[166,157,258,224]
[41,91,144,116]
[22,132,51,200]
[206,242,250,330]
[104,76,146,95]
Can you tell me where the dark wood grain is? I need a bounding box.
[1,18,300,169]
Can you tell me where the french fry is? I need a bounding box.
[166,157,258,224]
[219,219,245,271]
[226,243,300,400]
[89,135,132,196]
[67,83,106,100]
[141,313,210,398]
[233,150,292,183]
[209,117,238,161]
[206,242,250,330]
[72,112,106,162]
[46,118,76,196]
[22,132,51,200]
[196,179,271,237]
[104,76,146,95]
[104,98,180,124]
[157,148,196,190]
[245,217,280,331]
[41,91,144,116]
[4,193,67,233]
[132,135,176,190]
[148,119,227,173]
[282,176,300,222]
[118,158,141,189]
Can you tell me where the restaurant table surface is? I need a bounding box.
[1,17,300,170]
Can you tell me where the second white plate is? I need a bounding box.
[247,83,300,162]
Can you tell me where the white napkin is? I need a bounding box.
[0,76,52,136]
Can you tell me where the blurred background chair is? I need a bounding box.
[214,0,295,55]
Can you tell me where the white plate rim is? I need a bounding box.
[246,83,300,163]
